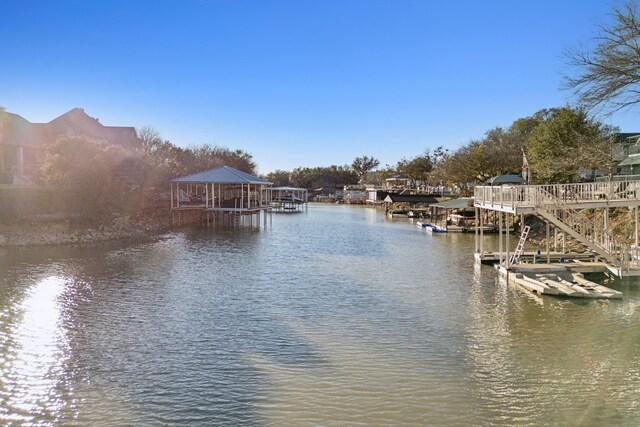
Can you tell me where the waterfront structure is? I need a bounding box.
[342,185,367,204]
[429,197,476,232]
[474,179,640,280]
[270,186,308,212]
[384,193,439,216]
[0,108,137,184]
[312,187,343,202]
[484,174,525,186]
[170,166,273,228]
[385,175,410,189]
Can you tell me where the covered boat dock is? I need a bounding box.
[170,166,273,228]
[473,179,640,298]
[269,186,308,212]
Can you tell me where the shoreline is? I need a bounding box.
[0,211,174,247]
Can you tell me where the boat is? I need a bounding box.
[416,221,447,233]
[426,224,447,233]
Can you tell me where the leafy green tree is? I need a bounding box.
[396,148,450,188]
[351,155,380,182]
[565,1,640,113]
[396,152,432,188]
[525,107,615,183]
[430,114,541,193]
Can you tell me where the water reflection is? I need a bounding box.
[0,276,72,425]
[2,206,640,425]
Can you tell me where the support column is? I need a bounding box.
[605,208,610,251]
[505,213,510,269]
[546,221,550,264]
[480,209,484,254]
[474,208,479,254]
[498,212,503,265]
[635,206,638,248]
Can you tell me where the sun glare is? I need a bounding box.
[1,276,70,424]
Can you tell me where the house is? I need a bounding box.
[383,193,439,213]
[312,187,343,202]
[0,108,137,184]
[603,133,640,178]
[385,175,410,189]
[342,184,367,203]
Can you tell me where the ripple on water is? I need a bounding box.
[2,205,640,426]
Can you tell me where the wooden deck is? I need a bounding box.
[473,180,640,276]
[475,181,640,213]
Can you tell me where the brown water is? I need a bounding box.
[1,204,639,426]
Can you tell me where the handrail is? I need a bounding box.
[474,183,640,268]
[474,180,640,209]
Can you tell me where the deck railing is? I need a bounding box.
[475,181,640,269]
[474,181,640,209]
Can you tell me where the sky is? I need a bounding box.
[0,0,636,174]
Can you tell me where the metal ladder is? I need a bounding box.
[509,225,530,265]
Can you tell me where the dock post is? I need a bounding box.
[546,221,550,264]
[480,208,484,254]
[505,213,510,269]
[474,208,479,254]
[499,212,503,265]
[635,206,638,251]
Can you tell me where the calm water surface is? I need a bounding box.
[1,204,640,426]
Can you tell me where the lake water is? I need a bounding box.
[1,204,640,426]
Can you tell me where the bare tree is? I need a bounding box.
[565,1,640,114]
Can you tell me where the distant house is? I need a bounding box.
[0,108,137,184]
[365,186,392,203]
[313,187,343,202]
[385,175,410,189]
[604,133,640,178]
[383,193,439,212]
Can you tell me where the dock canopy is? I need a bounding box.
[484,174,524,186]
[270,186,308,212]
[383,194,439,204]
[430,197,474,209]
[171,166,272,185]
[170,165,273,220]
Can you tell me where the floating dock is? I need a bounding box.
[496,265,622,299]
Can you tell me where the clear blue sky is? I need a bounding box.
[0,0,635,174]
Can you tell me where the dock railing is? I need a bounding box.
[474,181,640,210]
[475,181,640,270]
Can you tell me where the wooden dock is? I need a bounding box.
[474,180,640,275]
[496,265,622,299]
[475,251,598,265]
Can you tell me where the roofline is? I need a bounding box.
[171,166,273,184]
